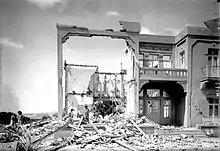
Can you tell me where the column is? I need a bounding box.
[64,61,68,113]
[57,29,64,120]
[134,36,140,115]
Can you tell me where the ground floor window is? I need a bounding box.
[208,98,219,117]
[163,100,170,118]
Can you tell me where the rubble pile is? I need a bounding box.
[0,114,220,151]
[0,112,32,125]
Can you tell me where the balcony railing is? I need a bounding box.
[140,67,187,81]
[201,66,220,78]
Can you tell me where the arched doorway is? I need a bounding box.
[140,81,186,126]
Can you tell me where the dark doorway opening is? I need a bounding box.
[141,81,186,126]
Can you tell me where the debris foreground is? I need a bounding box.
[0,113,220,151]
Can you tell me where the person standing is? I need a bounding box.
[17,111,24,125]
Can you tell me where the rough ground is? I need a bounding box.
[0,113,220,151]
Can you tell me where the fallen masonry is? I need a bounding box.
[0,113,220,151]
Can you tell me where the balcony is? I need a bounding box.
[140,67,187,81]
[201,66,220,81]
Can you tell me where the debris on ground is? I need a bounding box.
[0,112,219,151]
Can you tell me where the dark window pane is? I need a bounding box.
[213,99,219,104]
[208,98,214,104]
[214,105,218,116]
[209,105,213,116]
[214,57,217,66]
[208,57,212,66]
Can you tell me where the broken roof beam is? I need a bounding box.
[65,63,98,69]
[96,71,125,75]
[56,23,134,44]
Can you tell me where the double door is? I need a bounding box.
[144,98,172,125]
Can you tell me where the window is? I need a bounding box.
[164,100,170,118]
[180,50,185,68]
[208,49,218,55]
[207,48,219,77]
[163,55,171,68]
[148,101,153,114]
[139,54,143,67]
[164,106,169,118]
[163,91,170,97]
[154,101,158,113]
[208,98,219,117]
[146,89,160,97]
[207,48,219,67]
[144,54,159,68]
[149,55,159,68]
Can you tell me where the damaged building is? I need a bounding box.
[138,18,220,127]
[57,17,220,128]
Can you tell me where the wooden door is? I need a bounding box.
[144,98,161,124]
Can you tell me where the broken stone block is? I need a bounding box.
[180,134,188,139]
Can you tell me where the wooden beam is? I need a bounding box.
[66,63,98,68]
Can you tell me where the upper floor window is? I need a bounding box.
[179,50,185,68]
[163,55,171,68]
[208,49,218,56]
[148,54,159,68]
[207,48,219,67]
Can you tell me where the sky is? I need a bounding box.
[0,0,219,113]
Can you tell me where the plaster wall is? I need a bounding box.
[189,40,220,126]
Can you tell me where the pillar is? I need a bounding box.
[134,36,140,115]
[64,61,68,113]
[119,21,140,117]
[57,29,64,120]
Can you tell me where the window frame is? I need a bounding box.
[208,98,219,117]
[162,55,171,68]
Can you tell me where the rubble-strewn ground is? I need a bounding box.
[0,112,220,151]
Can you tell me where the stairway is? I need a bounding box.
[155,128,207,138]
